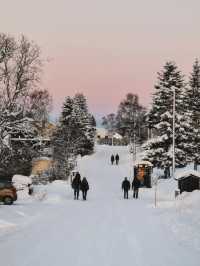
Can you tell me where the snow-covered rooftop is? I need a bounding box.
[96,128,108,138]
[175,170,200,180]
[112,133,123,139]
[134,160,153,167]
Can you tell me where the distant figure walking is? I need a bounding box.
[81,177,89,200]
[72,172,81,200]
[28,184,33,195]
[115,154,119,165]
[121,177,130,199]
[132,177,140,199]
[111,154,115,165]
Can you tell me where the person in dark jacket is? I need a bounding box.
[28,184,33,195]
[72,172,81,200]
[115,154,119,165]
[80,177,89,200]
[121,177,130,199]
[111,154,115,165]
[132,177,140,199]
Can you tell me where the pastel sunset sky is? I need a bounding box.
[1,0,200,121]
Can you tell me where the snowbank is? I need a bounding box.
[161,189,200,251]
[33,180,70,204]
[12,175,32,189]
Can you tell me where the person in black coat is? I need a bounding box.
[115,154,119,165]
[72,172,81,200]
[111,154,115,165]
[80,177,89,200]
[28,184,33,195]
[132,177,140,199]
[121,177,130,199]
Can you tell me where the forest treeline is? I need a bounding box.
[1,32,200,180]
[0,33,95,180]
[102,60,200,174]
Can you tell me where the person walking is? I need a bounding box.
[111,154,115,165]
[132,177,140,199]
[115,154,119,165]
[72,172,81,200]
[28,184,33,195]
[80,177,89,200]
[121,177,130,199]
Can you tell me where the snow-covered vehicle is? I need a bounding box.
[133,161,153,188]
[12,175,33,194]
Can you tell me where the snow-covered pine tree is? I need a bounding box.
[52,97,77,179]
[73,93,95,156]
[185,59,200,169]
[144,62,192,175]
[91,115,97,127]
[52,94,96,179]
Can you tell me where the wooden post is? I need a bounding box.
[154,177,158,207]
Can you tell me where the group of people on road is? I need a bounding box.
[111,154,120,165]
[121,177,140,199]
[71,172,89,200]
[71,172,141,200]
[71,153,142,201]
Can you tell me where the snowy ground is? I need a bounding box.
[0,145,200,266]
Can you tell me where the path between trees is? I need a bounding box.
[0,145,199,266]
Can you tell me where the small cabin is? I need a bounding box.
[175,170,200,193]
[134,161,153,188]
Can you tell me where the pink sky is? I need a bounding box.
[1,0,200,120]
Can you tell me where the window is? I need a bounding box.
[0,182,5,188]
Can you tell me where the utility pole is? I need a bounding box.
[172,86,176,179]
[133,133,136,162]
[111,133,114,146]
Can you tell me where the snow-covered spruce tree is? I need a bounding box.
[52,94,95,179]
[185,59,200,169]
[143,62,192,175]
[73,93,96,156]
[52,97,76,180]
[91,115,97,127]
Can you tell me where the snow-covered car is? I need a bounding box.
[12,175,34,195]
[12,175,32,191]
[0,181,17,205]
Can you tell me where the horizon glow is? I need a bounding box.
[1,0,200,121]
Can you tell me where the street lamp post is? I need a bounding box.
[172,86,176,179]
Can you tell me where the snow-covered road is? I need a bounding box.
[0,145,200,266]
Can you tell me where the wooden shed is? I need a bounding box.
[133,161,153,188]
[175,170,200,193]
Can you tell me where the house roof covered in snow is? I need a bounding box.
[134,160,153,167]
[175,170,200,180]
[112,133,123,139]
[96,128,108,138]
